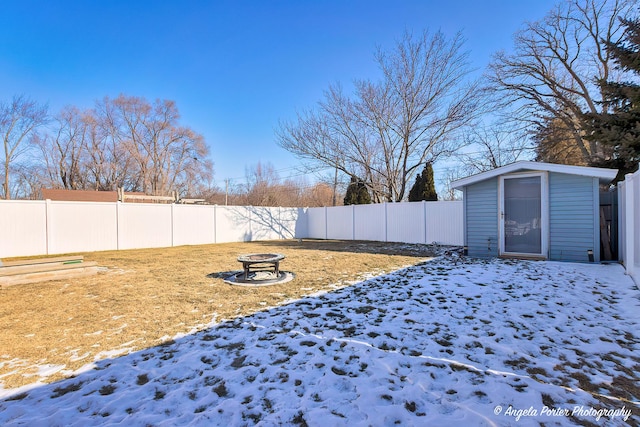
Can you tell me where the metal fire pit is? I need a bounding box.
[224,253,294,286]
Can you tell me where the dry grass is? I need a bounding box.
[0,239,434,390]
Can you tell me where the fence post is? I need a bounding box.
[116,201,121,250]
[625,173,635,278]
[324,206,328,240]
[213,205,217,244]
[618,181,625,267]
[384,202,388,242]
[170,203,175,247]
[249,206,253,242]
[45,199,52,255]
[423,200,427,244]
[352,205,356,240]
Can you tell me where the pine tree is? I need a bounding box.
[408,174,425,202]
[424,163,438,201]
[583,17,640,179]
[344,177,371,205]
[408,163,438,201]
[344,177,359,205]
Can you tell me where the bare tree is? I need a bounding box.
[28,95,213,197]
[278,30,481,202]
[304,182,338,207]
[8,163,43,200]
[0,95,48,199]
[242,162,282,206]
[217,163,342,207]
[457,121,534,174]
[88,97,137,191]
[488,0,634,165]
[438,166,466,201]
[92,95,212,196]
[34,106,92,190]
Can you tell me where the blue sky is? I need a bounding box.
[0,0,556,187]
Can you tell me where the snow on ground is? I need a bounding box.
[1,256,639,426]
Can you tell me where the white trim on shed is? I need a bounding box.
[451,161,617,189]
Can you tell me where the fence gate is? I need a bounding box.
[600,189,618,261]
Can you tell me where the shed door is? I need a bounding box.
[500,174,547,257]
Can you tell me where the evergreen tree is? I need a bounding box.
[408,163,438,201]
[344,177,359,205]
[408,174,425,202]
[583,17,640,180]
[424,163,438,201]
[343,176,371,205]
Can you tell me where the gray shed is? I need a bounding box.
[451,161,618,262]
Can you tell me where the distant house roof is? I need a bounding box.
[41,189,119,202]
[451,161,618,189]
[40,189,155,203]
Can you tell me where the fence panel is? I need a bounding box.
[0,200,47,258]
[118,203,173,250]
[386,202,426,244]
[247,207,282,241]
[634,172,640,276]
[619,180,627,268]
[619,168,640,283]
[215,206,252,243]
[327,205,354,240]
[291,208,308,239]
[425,201,464,245]
[301,202,464,245]
[0,198,465,258]
[48,201,118,254]
[276,207,305,240]
[306,208,326,239]
[173,204,216,246]
[354,204,385,241]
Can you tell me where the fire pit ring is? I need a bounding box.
[224,253,294,286]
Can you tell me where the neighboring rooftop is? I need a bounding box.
[41,189,119,202]
[40,189,167,203]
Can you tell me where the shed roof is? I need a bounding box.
[451,161,618,189]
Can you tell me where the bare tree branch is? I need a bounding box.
[277,30,481,202]
[0,95,48,199]
[487,0,633,165]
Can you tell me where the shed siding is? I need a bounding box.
[549,173,595,262]
[466,178,499,258]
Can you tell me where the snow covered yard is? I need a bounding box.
[0,256,638,426]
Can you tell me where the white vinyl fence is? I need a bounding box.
[0,200,464,258]
[5,191,636,276]
[306,201,464,246]
[0,200,306,258]
[619,167,640,284]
